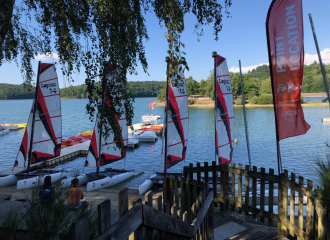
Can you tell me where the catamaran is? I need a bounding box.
[0,62,68,188]
[139,61,188,195]
[61,68,137,191]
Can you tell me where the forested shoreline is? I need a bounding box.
[1,62,329,100]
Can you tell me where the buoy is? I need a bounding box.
[234,139,238,144]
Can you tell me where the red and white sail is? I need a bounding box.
[14,63,62,168]
[166,64,189,169]
[85,78,127,168]
[215,55,234,164]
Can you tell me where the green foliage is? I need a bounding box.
[185,76,199,96]
[0,83,35,99]
[234,96,242,105]
[250,94,273,104]
[314,156,330,207]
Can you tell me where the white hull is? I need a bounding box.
[61,174,93,188]
[17,171,69,190]
[127,139,139,149]
[86,171,135,191]
[128,131,157,142]
[1,124,19,130]
[0,129,9,135]
[0,175,24,187]
[139,173,157,195]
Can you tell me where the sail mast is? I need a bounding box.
[212,52,217,163]
[239,60,252,169]
[164,57,170,175]
[27,61,41,173]
[308,13,330,104]
[97,67,106,174]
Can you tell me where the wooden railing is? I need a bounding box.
[183,161,330,240]
[69,178,214,240]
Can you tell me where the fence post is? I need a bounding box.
[212,161,217,207]
[269,168,274,226]
[252,166,257,220]
[186,178,191,223]
[290,172,296,237]
[231,162,236,211]
[175,175,179,207]
[170,174,174,209]
[220,163,225,212]
[298,176,304,240]
[145,190,154,240]
[260,168,265,223]
[306,180,313,238]
[129,196,143,240]
[238,164,242,213]
[97,199,111,235]
[155,195,163,240]
[244,165,250,217]
[70,215,89,240]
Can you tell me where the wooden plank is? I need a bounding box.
[96,204,143,240]
[143,204,193,238]
[186,178,191,223]
[118,187,128,219]
[317,200,325,240]
[282,170,288,237]
[129,197,143,240]
[193,180,197,206]
[212,161,217,208]
[172,204,178,240]
[175,176,179,207]
[269,168,274,226]
[252,166,257,219]
[306,180,313,238]
[298,176,304,240]
[170,174,174,209]
[97,199,111,235]
[231,163,236,211]
[196,163,201,185]
[163,177,168,213]
[204,162,209,195]
[260,168,265,223]
[290,172,296,237]
[191,191,214,234]
[220,163,225,212]
[238,164,242,214]
[189,163,194,184]
[224,163,229,210]
[207,193,214,240]
[244,165,250,217]
[155,196,162,240]
[181,175,186,214]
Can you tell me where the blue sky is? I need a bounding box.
[0,0,329,89]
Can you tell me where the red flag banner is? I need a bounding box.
[266,0,310,140]
[149,98,155,110]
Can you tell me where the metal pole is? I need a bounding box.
[308,13,330,104]
[212,51,218,164]
[239,60,252,169]
[164,57,170,175]
[27,61,41,173]
[97,65,106,174]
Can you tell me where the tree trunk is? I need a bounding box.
[0,0,15,56]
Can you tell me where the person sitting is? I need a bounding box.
[67,178,89,209]
[39,176,55,206]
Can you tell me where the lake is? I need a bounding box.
[1,97,330,189]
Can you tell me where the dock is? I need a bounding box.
[0,141,90,175]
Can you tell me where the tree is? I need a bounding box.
[185,76,199,96]
[1,0,232,147]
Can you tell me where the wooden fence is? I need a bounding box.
[69,177,214,240]
[183,161,330,240]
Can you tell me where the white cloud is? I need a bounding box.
[229,48,330,73]
[304,48,330,65]
[229,63,268,73]
[34,52,60,61]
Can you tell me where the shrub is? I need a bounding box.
[234,96,243,105]
[249,96,259,104]
[256,94,273,104]
[188,99,195,105]
[314,155,330,207]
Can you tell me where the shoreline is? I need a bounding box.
[153,100,329,108]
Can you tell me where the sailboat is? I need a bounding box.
[0,61,68,188]
[213,54,234,165]
[61,68,136,191]
[139,61,188,195]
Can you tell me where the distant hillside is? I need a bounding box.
[0,81,166,99]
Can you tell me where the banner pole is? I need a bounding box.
[212,51,217,164]
[239,60,252,170]
[308,13,330,104]
[266,0,282,174]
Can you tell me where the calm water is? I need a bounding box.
[1,97,330,189]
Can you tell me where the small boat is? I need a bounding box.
[128,130,157,142]
[1,123,27,130]
[0,128,9,135]
[141,114,161,125]
[127,138,139,149]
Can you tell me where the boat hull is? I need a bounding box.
[61,174,93,188]
[86,171,135,191]
[139,173,157,195]
[0,129,9,135]
[17,171,69,190]
[0,175,24,187]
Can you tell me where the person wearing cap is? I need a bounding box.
[67,178,88,209]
